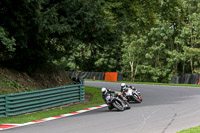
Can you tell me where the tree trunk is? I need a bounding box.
[176,62,178,75]
[129,61,134,81]
[182,61,185,74]
[190,57,194,74]
[134,63,138,80]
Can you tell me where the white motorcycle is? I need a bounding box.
[122,86,142,103]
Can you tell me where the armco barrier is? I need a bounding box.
[67,71,123,81]
[171,74,199,84]
[0,84,84,118]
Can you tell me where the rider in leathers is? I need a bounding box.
[101,87,115,110]
[101,87,130,110]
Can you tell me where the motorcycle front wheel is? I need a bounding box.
[132,94,142,103]
[112,98,125,111]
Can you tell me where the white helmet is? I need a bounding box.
[101,87,107,94]
[121,83,126,88]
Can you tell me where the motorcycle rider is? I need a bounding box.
[120,83,127,92]
[121,83,137,92]
[120,84,142,102]
[101,87,114,110]
[101,87,130,110]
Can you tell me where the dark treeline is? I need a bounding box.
[0,0,200,82]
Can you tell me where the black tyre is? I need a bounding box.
[112,98,125,111]
[126,96,131,103]
[108,105,114,110]
[125,101,131,109]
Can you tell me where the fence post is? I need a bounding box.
[82,84,85,101]
[79,85,84,101]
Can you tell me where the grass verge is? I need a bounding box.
[85,79,200,87]
[0,86,104,126]
[177,126,200,133]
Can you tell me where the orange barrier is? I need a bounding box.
[105,72,118,82]
[199,76,200,85]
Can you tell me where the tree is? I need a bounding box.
[108,0,185,82]
[0,0,117,72]
[0,26,16,61]
[175,0,200,74]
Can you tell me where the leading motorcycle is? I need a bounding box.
[122,86,142,103]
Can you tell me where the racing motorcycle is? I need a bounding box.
[122,86,142,103]
[105,90,130,111]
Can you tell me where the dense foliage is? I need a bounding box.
[0,0,200,82]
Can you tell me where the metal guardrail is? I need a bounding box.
[0,84,84,117]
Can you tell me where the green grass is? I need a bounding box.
[85,79,200,87]
[177,126,200,133]
[0,86,104,126]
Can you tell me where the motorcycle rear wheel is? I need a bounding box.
[108,105,114,110]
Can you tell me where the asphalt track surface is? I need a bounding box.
[2,81,200,133]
